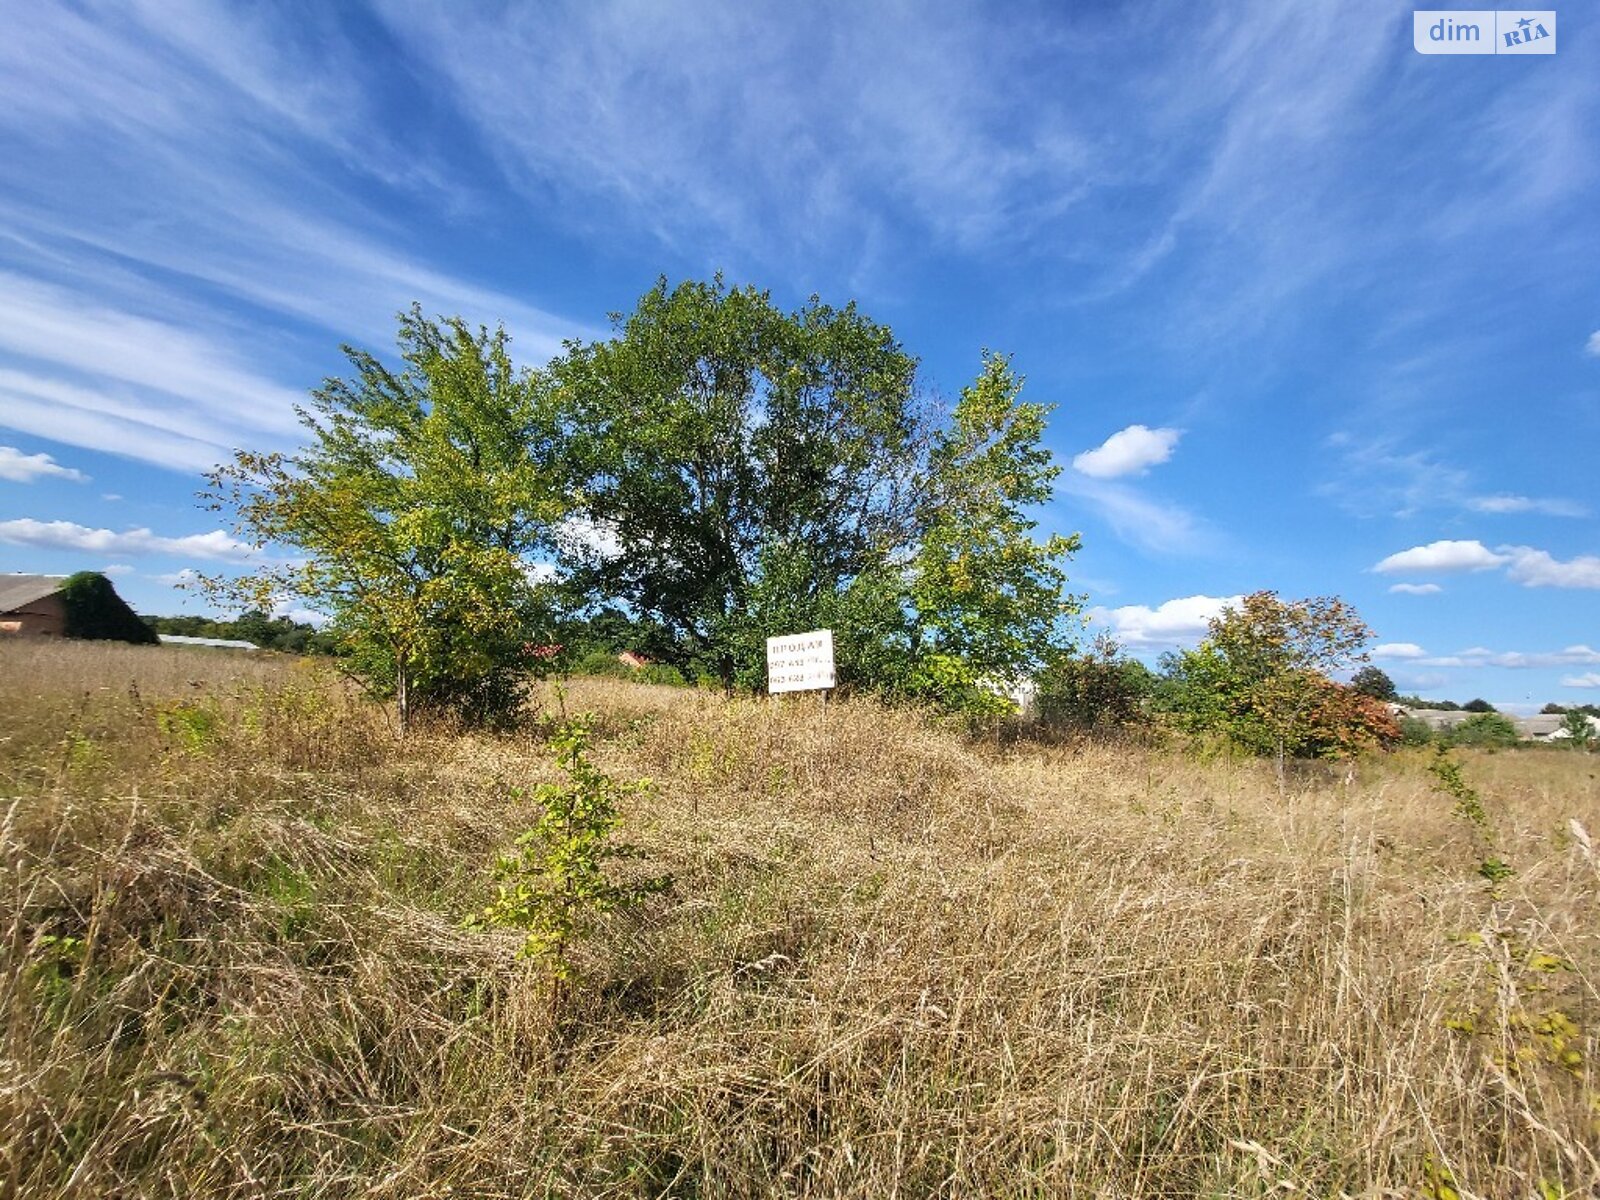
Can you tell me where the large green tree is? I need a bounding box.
[549,277,1079,708]
[551,277,928,690]
[203,307,566,731]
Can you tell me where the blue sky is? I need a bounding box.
[1,1,1596,708]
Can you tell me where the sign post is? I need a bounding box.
[765,629,836,701]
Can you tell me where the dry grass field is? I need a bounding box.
[1,638,1596,1198]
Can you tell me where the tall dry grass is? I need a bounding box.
[1,638,1596,1197]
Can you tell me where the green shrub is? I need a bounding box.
[1034,636,1152,731]
[636,663,687,687]
[1398,716,1435,747]
[469,718,670,984]
[1445,712,1519,749]
[573,649,634,678]
[59,573,157,644]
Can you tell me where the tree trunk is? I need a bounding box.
[396,652,411,737]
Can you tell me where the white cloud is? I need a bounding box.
[1373,540,1600,590]
[1418,645,1600,669]
[155,568,201,587]
[102,493,123,502]
[1563,672,1600,688]
[1372,643,1426,660]
[1468,494,1588,518]
[101,564,134,577]
[269,596,329,627]
[0,445,87,483]
[1585,330,1600,357]
[557,515,623,562]
[1499,546,1600,589]
[0,519,255,562]
[1088,594,1241,648]
[1388,582,1442,595]
[1372,539,1508,574]
[1071,425,1182,479]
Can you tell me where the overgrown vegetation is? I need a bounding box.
[1156,591,1398,775]
[202,280,1078,726]
[202,306,568,732]
[470,715,671,986]
[2,638,1595,1198]
[57,571,157,644]
[142,609,336,654]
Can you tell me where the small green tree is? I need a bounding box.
[202,307,567,731]
[472,718,670,985]
[1160,591,1378,782]
[1398,715,1435,746]
[905,352,1081,711]
[1035,632,1154,731]
[1350,665,1397,701]
[1561,709,1596,748]
[1447,712,1520,749]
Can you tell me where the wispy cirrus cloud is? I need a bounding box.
[1388,582,1442,595]
[0,2,589,475]
[1467,494,1588,518]
[1322,434,1587,522]
[0,444,87,483]
[1391,644,1600,670]
[1054,470,1213,557]
[0,518,255,562]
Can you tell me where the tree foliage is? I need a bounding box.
[548,278,1080,711]
[202,307,566,731]
[1560,710,1596,747]
[1158,591,1393,769]
[142,610,335,654]
[1034,632,1154,731]
[58,572,157,645]
[470,718,670,984]
[1446,712,1519,749]
[1350,665,1397,701]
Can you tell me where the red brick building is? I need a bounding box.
[0,574,68,637]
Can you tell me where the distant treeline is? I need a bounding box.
[1394,694,1499,713]
[141,611,337,655]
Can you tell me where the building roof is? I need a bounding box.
[1399,708,1475,730]
[1517,714,1567,736]
[0,573,67,612]
[159,634,259,651]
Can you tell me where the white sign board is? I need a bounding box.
[766,628,836,694]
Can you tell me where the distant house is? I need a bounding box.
[1399,705,1599,743]
[617,650,652,670]
[0,573,69,636]
[158,634,259,652]
[1517,713,1600,742]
